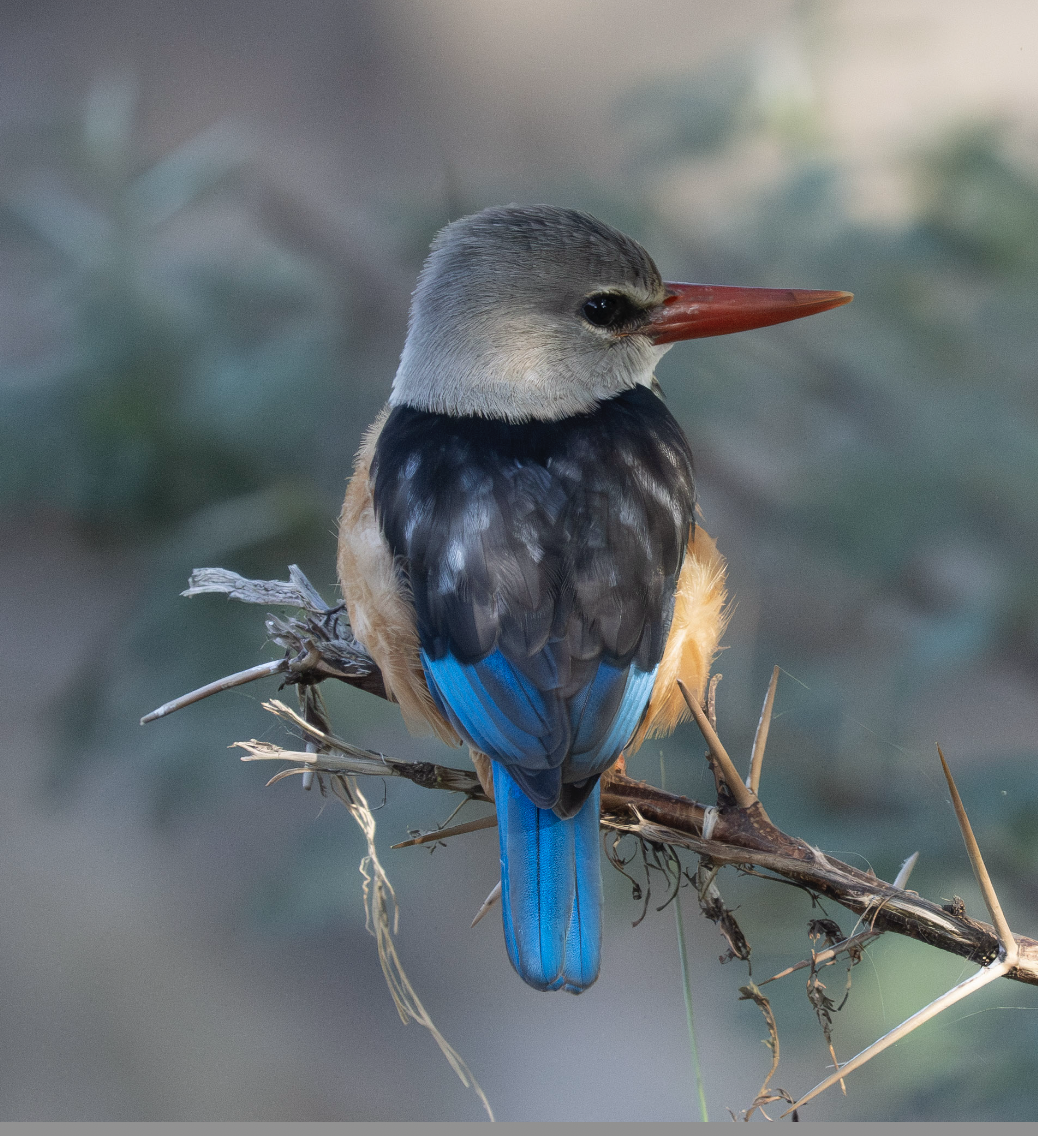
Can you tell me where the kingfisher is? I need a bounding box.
[337,205,850,994]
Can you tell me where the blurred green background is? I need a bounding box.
[2,0,1037,1121]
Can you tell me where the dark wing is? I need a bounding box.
[372,385,696,811]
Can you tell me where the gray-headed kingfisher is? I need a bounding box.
[337,205,850,993]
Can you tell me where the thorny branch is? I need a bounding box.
[148,564,1038,983]
[143,565,1038,1116]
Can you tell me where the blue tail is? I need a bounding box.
[492,763,603,993]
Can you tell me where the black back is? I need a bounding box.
[372,385,697,703]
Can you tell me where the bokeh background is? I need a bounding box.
[2,0,1038,1121]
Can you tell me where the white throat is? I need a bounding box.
[391,318,671,422]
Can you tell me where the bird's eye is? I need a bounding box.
[582,292,636,329]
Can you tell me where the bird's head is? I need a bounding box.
[391,204,851,422]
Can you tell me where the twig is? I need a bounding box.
[140,566,387,724]
[235,739,391,776]
[696,862,751,964]
[391,815,498,849]
[759,928,880,986]
[141,659,287,723]
[331,775,494,1120]
[286,668,494,1122]
[437,795,472,831]
[598,803,1037,986]
[182,564,333,610]
[706,672,722,729]
[261,698,366,753]
[739,982,782,1121]
[806,937,847,1096]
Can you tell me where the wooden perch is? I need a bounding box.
[141,564,1038,990]
[142,564,1038,1117]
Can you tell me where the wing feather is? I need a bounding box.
[373,385,696,809]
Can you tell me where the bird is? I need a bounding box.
[337,205,851,994]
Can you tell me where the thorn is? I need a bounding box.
[677,680,758,811]
[892,852,919,890]
[471,881,502,927]
[140,659,287,724]
[390,814,498,849]
[265,767,309,787]
[747,665,779,794]
[438,794,471,830]
[701,806,719,840]
[707,672,722,729]
[937,745,1018,966]
[302,742,317,790]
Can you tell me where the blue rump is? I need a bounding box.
[422,648,657,800]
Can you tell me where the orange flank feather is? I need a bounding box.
[337,410,459,746]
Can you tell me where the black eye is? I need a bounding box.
[582,292,636,329]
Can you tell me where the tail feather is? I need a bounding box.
[492,764,602,993]
[561,783,603,994]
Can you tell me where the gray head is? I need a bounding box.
[391,205,670,422]
[390,204,854,423]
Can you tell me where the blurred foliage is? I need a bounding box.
[617,55,758,162]
[0,77,341,533]
[921,124,1038,271]
[0,78,362,817]
[6,53,1038,1120]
